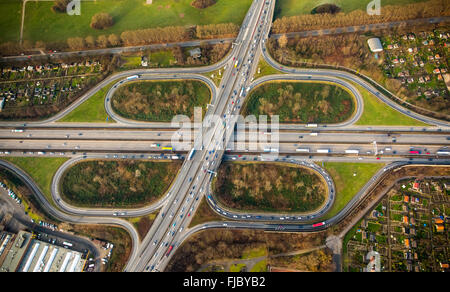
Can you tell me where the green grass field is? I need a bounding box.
[1,157,69,206]
[19,0,252,43]
[274,0,429,19]
[121,51,176,70]
[58,81,116,123]
[0,0,22,43]
[320,162,385,220]
[353,83,430,126]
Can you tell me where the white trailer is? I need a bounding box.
[296,148,310,153]
[317,149,330,154]
[345,149,360,154]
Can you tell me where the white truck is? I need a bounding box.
[345,149,360,154]
[317,149,330,154]
[296,148,310,153]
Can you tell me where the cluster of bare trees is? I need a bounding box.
[196,23,239,39]
[269,33,377,69]
[64,23,238,51]
[272,0,450,34]
[120,26,191,46]
[166,228,328,272]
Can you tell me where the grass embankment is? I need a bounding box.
[274,0,428,18]
[253,57,282,80]
[244,81,355,124]
[188,196,225,228]
[61,160,181,208]
[320,162,385,220]
[20,0,252,43]
[111,80,211,122]
[0,167,53,224]
[58,81,116,123]
[1,157,69,206]
[213,162,327,213]
[203,66,225,87]
[126,212,158,240]
[353,82,431,126]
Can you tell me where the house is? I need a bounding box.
[367,38,383,53]
[403,216,409,224]
[188,48,202,59]
[435,224,444,232]
[141,56,148,67]
[413,182,420,190]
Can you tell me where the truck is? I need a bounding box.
[270,148,279,153]
[296,148,310,153]
[171,155,179,160]
[11,129,24,133]
[310,132,318,136]
[317,149,330,154]
[409,150,421,154]
[345,149,360,154]
[62,241,73,247]
[306,124,318,128]
[126,75,139,80]
[437,150,450,155]
[188,149,196,161]
[234,60,239,68]
[162,147,173,151]
[239,86,245,97]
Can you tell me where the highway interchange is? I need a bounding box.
[0,0,449,272]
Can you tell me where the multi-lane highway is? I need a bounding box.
[0,0,449,273]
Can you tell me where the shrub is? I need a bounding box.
[90,13,114,30]
[311,4,341,15]
[51,0,70,13]
[191,0,216,9]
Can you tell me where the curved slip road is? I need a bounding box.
[248,74,364,127]
[205,159,336,222]
[0,159,140,271]
[104,74,218,126]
